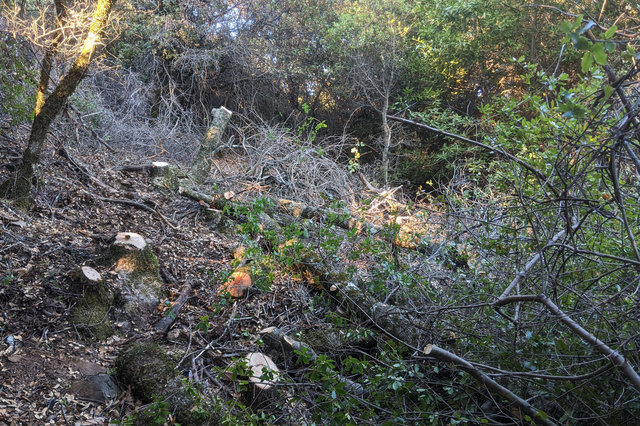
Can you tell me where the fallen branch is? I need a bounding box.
[423,344,555,426]
[81,189,178,230]
[494,294,640,391]
[497,228,568,300]
[153,281,192,334]
[115,163,156,172]
[259,327,365,396]
[67,104,116,153]
[59,147,119,194]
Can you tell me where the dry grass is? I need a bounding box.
[227,115,361,205]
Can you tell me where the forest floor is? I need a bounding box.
[0,124,338,424]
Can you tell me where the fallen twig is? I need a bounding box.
[153,281,192,334]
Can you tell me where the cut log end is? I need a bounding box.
[114,232,147,250]
[80,266,102,283]
[246,352,280,391]
[424,344,434,355]
[218,267,252,298]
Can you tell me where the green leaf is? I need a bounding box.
[537,411,549,421]
[576,36,591,50]
[558,21,572,34]
[569,32,579,45]
[604,41,616,52]
[592,44,607,65]
[604,85,614,100]
[581,52,593,73]
[604,24,617,39]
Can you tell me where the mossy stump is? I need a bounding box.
[71,266,113,340]
[116,341,216,425]
[151,162,183,191]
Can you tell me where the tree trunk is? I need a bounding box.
[187,106,232,184]
[381,96,391,187]
[36,0,68,116]
[0,0,116,209]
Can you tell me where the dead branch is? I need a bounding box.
[497,227,569,300]
[494,294,640,391]
[67,104,116,152]
[387,114,552,191]
[80,189,178,230]
[153,281,192,334]
[423,344,555,426]
[115,163,156,172]
[260,327,365,396]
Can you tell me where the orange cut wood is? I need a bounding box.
[218,267,252,298]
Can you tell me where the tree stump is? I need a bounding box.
[109,232,163,321]
[71,266,113,340]
[244,352,280,406]
[188,107,232,184]
[116,341,216,425]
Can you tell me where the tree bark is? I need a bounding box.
[188,107,232,184]
[381,96,391,186]
[0,0,116,208]
[35,0,69,116]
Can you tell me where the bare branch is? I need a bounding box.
[387,114,552,191]
[423,344,555,425]
[494,294,640,391]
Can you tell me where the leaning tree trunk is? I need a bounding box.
[36,0,69,116]
[0,0,116,209]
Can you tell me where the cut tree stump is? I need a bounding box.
[109,232,163,322]
[71,265,112,340]
[77,266,102,284]
[244,352,280,406]
[188,107,232,184]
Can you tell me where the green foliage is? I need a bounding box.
[395,100,476,188]
[143,396,172,425]
[558,16,617,73]
[1,274,16,287]
[298,103,327,143]
[0,38,37,123]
